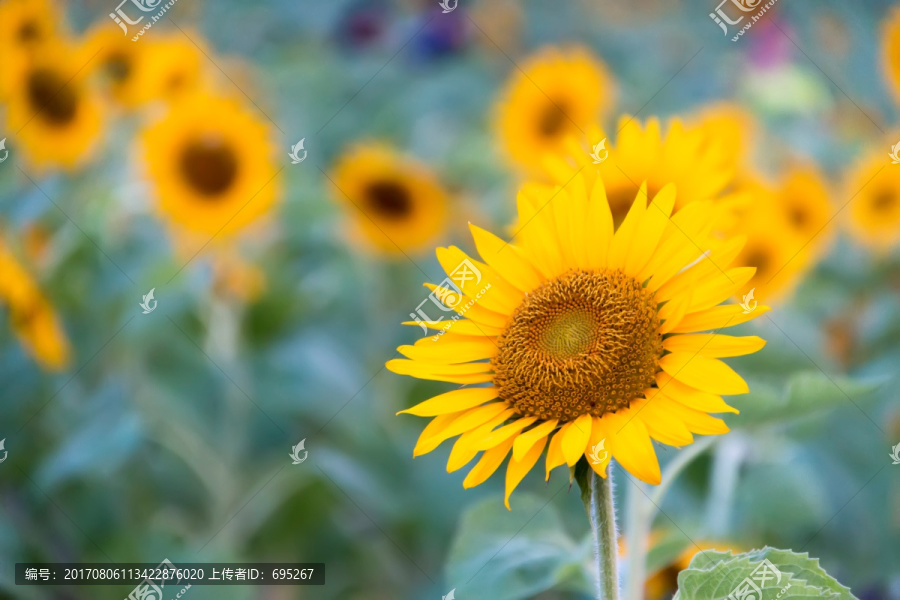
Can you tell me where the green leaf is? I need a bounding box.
[674,546,857,600]
[728,372,881,428]
[445,492,590,600]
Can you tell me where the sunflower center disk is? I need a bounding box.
[28,68,78,125]
[365,181,412,218]
[179,138,239,196]
[492,270,663,422]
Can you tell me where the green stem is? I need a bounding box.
[577,462,620,600]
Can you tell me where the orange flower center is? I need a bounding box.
[179,138,239,197]
[365,181,412,219]
[27,68,78,125]
[492,269,662,422]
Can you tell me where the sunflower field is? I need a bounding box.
[1,0,899,599]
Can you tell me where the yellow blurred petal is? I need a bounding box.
[623,183,676,276]
[609,183,648,269]
[585,176,614,269]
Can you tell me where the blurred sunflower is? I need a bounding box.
[732,180,813,304]
[495,46,615,175]
[388,175,767,508]
[541,116,745,225]
[0,0,59,84]
[881,6,900,102]
[3,40,105,171]
[144,34,206,103]
[775,165,832,250]
[0,239,70,371]
[139,92,281,237]
[844,150,900,251]
[329,143,449,255]
[82,24,158,108]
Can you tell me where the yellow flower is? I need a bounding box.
[387,175,767,508]
[3,40,105,171]
[0,239,70,371]
[329,143,449,255]
[139,92,281,237]
[495,46,615,176]
[882,7,900,103]
[844,150,900,251]
[83,26,206,108]
[731,177,815,304]
[541,115,744,225]
[0,0,59,97]
[776,165,833,250]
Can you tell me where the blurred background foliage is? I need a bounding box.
[0,0,899,599]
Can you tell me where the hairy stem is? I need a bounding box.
[577,462,620,600]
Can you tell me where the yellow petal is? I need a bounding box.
[463,438,514,489]
[403,318,505,337]
[658,291,693,335]
[446,408,516,472]
[623,184,676,276]
[663,334,766,358]
[650,391,731,435]
[398,386,500,416]
[514,185,564,279]
[659,353,749,395]
[435,246,523,316]
[398,337,498,364]
[656,372,738,414]
[606,410,661,485]
[413,402,510,456]
[631,393,693,446]
[472,416,538,450]
[609,183,648,269]
[512,419,558,461]
[469,223,543,293]
[686,267,756,313]
[585,416,613,477]
[545,430,567,480]
[672,304,771,333]
[562,413,593,466]
[585,177,614,269]
[504,434,547,509]
[422,282,510,329]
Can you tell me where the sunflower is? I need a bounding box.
[540,115,745,226]
[387,175,767,508]
[0,238,70,371]
[731,177,814,303]
[0,0,59,92]
[81,24,158,108]
[3,40,105,171]
[774,165,833,250]
[329,143,449,255]
[882,7,900,103]
[844,150,900,251]
[139,92,281,237]
[144,33,206,103]
[495,46,615,176]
